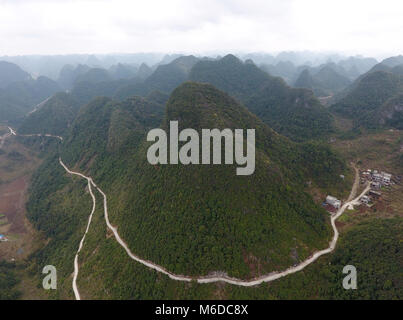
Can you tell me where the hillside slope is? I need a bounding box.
[331,67,403,129]
[0,61,31,88]
[0,76,61,123]
[18,92,80,136]
[23,82,351,299]
[58,82,344,278]
[294,66,351,97]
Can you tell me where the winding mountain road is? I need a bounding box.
[72,176,96,300]
[59,157,369,288]
[0,126,16,148]
[4,127,370,297]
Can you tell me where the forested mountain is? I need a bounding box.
[58,64,137,91]
[61,56,199,107]
[294,69,326,96]
[337,56,378,79]
[57,64,91,90]
[189,55,334,141]
[378,93,403,129]
[74,68,113,85]
[0,61,32,88]
[0,76,61,123]
[260,56,377,85]
[380,55,403,67]
[5,53,393,300]
[331,61,403,129]
[68,77,129,106]
[108,63,138,80]
[114,55,200,100]
[261,60,297,83]
[294,66,351,97]
[18,92,80,135]
[136,63,153,80]
[8,58,176,126]
[26,82,352,290]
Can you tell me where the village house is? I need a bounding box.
[372,173,383,182]
[360,195,370,204]
[326,195,341,209]
[381,172,392,184]
[371,181,381,189]
[372,171,392,185]
[369,190,381,199]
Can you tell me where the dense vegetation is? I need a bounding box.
[0,75,61,123]
[0,61,31,88]
[189,54,334,141]
[59,56,198,108]
[19,92,80,136]
[114,55,199,100]
[3,53,401,300]
[294,66,351,97]
[331,65,403,130]
[224,218,402,299]
[48,82,350,280]
[260,57,377,85]
[0,261,21,300]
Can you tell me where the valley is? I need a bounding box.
[0,125,43,262]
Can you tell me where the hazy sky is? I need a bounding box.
[0,0,402,58]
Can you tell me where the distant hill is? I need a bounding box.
[294,65,351,97]
[380,55,403,68]
[189,54,334,141]
[69,77,129,106]
[0,61,31,88]
[294,69,327,97]
[114,55,200,100]
[261,60,296,83]
[108,63,138,80]
[331,62,403,129]
[337,56,378,78]
[74,68,112,85]
[64,56,199,106]
[18,92,80,135]
[260,56,377,85]
[0,76,61,123]
[57,64,91,90]
[315,66,351,92]
[136,63,153,80]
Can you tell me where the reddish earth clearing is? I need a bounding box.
[0,175,29,234]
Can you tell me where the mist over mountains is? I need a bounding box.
[1,50,402,136]
[0,51,381,123]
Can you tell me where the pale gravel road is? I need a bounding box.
[4,127,369,297]
[60,157,369,290]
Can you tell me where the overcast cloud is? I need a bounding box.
[0,0,402,58]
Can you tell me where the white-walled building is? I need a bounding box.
[326,195,341,209]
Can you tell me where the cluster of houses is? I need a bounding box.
[323,168,395,212]
[359,169,395,205]
[361,169,393,188]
